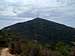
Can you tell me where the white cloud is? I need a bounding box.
[0,0,33,16]
[0,0,75,28]
[0,0,71,16]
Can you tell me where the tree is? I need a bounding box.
[55,41,71,56]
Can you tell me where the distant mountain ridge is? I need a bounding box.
[1,18,75,43]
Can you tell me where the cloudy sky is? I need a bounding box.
[0,0,75,29]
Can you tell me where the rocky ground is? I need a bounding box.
[0,48,18,56]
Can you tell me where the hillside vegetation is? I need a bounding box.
[0,18,75,56]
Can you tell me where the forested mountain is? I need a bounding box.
[1,18,75,44]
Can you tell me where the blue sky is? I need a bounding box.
[0,0,75,29]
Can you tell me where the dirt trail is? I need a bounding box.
[0,48,16,56]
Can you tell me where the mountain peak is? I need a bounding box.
[30,17,50,23]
